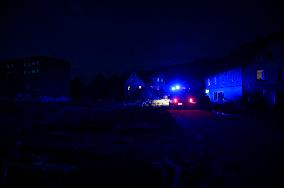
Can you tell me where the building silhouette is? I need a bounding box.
[0,56,70,101]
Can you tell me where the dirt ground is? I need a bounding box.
[1,103,284,187]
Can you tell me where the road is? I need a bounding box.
[169,109,284,188]
[2,106,284,187]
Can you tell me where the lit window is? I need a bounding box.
[128,86,131,91]
[257,70,265,80]
[205,89,209,94]
[138,86,142,89]
[208,79,211,86]
[157,78,160,82]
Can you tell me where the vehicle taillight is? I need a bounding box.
[174,98,178,103]
[189,98,194,103]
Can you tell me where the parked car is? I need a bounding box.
[169,92,197,109]
[142,98,170,107]
[169,92,211,110]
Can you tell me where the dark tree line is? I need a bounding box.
[70,74,126,102]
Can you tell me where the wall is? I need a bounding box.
[206,67,243,103]
[242,44,284,106]
[124,73,145,101]
[0,57,70,99]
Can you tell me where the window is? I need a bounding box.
[138,86,142,89]
[218,92,224,101]
[214,92,217,100]
[127,86,131,91]
[257,70,265,80]
[157,77,160,82]
[208,79,211,86]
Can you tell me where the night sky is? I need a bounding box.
[1,0,284,81]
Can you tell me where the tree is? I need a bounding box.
[89,74,109,101]
[70,77,84,99]
[109,74,124,101]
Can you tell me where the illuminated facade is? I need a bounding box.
[0,56,70,100]
[206,68,243,103]
[205,34,284,106]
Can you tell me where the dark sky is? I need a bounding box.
[1,0,284,81]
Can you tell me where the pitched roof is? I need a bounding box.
[125,72,145,86]
[227,28,284,64]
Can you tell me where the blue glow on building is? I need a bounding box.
[206,68,243,103]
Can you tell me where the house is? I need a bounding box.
[124,72,146,101]
[206,67,243,104]
[150,72,165,91]
[124,72,166,101]
[0,56,70,100]
[205,30,284,107]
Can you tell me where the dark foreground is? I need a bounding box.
[1,103,284,187]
